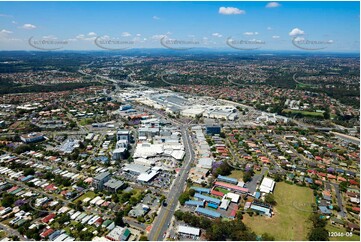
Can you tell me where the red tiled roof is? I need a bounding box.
[40,228,54,238]
[41,213,56,223]
[214,181,249,193]
[211,189,224,197]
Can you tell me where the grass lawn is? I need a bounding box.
[0,230,6,239]
[243,182,314,241]
[74,191,96,203]
[326,223,360,241]
[282,109,324,118]
[228,170,243,180]
[215,187,230,194]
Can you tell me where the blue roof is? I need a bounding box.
[185,200,204,207]
[250,205,271,214]
[190,186,210,194]
[319,206,332,214]
[305,178,313,184]
[194,193,221,205]
[217,175,238,184]
[336,168,345,173]
[195,207,221,218]
[254,192,261,199]
[21,175,34,182]
[207,203,218,209]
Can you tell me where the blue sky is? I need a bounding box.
[0,1,359,52]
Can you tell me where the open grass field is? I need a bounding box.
[326,223,360,241]
[228,170,243,180]
[282,109,324,118]
[282,109,323,117]
[243,182,315,241]
[73,191,96,203]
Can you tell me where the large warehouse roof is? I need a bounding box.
[178,225,201,236]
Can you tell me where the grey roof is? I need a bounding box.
[104,179,124,189]
[94,171,111,181]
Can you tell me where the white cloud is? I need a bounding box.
[42,35,57,40]
[328,40,334,43]
[272,35,280,39]
[219,7,245,15]
[0,14,13,18]
[212,33,222,38]
[11,21,17,24]
[152,16,160,20]
[121,32,131,37]
[244,32,258,36]
[88,32,97,36]
[289,28,305,36]
[0,29,13,40]
[1,29,13,34]
[151,34,167,40]
[294,36,305,42]
[76,34,85,39]
[267,27,272,31]
[136,33,141,37]
[266,2,281,8]
[20,24,36,29]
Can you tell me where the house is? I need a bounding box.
[41,213,56,224]
[128,204,149,218]
[40,228,54,239]
[106,226,131,241]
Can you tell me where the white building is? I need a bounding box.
[259,177,275,194]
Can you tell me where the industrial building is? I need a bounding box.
[20,133,45,143]
[103,179,125,193]
[177,225,201,237]
[92,171,111,190]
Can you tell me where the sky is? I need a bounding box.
[0,1,359,52]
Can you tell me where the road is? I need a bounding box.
[330,182,346,218]
[0,223,27,241]
[148,127,194,241]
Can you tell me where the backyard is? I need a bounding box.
[243,182,315,240]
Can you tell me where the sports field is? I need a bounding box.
[243,182,315,240]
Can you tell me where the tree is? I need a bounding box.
[114,211,125,227]
[264,194,277,205]
[188,189,195,197]
[243,171,253,183]
[1,194,15,207]
[178,191,190,205]
[308,227,329,241]
[23,168,35,176]
[139,235,148,241]
[262,233,275,241]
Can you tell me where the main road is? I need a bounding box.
[148,126,195,241]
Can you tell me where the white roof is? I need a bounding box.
[133,143,164,158]
[197,157,213,169]
[171,150,185,160]
[225,192,240,203]
[259,177,275,194]
[137,170,159,182]
[178,225,200,236]
[220,199,230,209]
